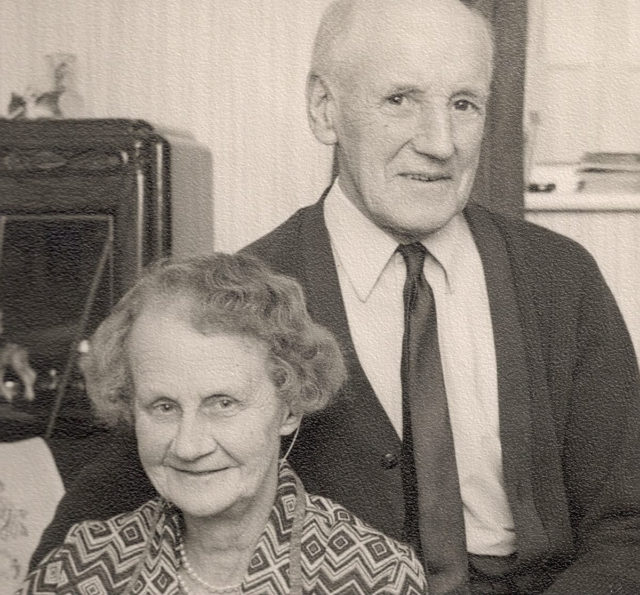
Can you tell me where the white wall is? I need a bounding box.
[526,0,640,164]
[0,0,334,252]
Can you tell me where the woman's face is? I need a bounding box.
[130,307,299,521]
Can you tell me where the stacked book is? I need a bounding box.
[577,153,640,193]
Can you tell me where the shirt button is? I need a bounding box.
[381,452,399,469]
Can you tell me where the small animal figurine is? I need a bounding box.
[6,86,62,120]
[0,311,36,403]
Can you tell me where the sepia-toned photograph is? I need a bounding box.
[1,1,639,593]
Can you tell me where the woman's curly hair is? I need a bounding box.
[81,252,346,429]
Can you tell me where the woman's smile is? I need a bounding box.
[171,466,231,477]
[132,322,293,519]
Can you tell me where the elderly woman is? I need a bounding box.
[21,253,426,594]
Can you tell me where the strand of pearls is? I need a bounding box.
[177,569,195,595]
[177,539,242,594]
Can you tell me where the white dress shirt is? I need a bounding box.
[324,181,516,556]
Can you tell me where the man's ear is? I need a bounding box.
[279,407,302,437]
[307,74,338,146]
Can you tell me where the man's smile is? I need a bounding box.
[399,172,453,183]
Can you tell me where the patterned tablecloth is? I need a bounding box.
[0,437,64,594]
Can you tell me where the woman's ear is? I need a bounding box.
[279,408,302,437]
[306,74,338,146]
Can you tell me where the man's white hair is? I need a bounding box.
[309,0,494,85]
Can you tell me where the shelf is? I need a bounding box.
[525,192,640,212]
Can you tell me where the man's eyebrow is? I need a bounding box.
[381,84,489,99]
[453,87,490,100]
[383,84,424,96]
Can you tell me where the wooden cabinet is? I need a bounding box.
[0,119,209,440]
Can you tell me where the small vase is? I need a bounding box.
[46,53,85,118]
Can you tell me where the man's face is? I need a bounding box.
[324,3,493,240]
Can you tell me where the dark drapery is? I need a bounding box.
[470,0,528,218]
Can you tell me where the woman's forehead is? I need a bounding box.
[129,318,271,389]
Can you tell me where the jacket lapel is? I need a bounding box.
[294,198,401,447]
[465,205,571,563]
[281,198,405,539]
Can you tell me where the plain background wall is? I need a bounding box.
[3,1,639,251]
[525,0,640,163]
[0,0,334,252]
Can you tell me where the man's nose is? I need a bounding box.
[411,105,455,160]
[171,413,216,461]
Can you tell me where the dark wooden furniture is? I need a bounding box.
[0,119,176,440]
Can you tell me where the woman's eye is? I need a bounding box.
[387,94,407,106]
[206,395,239,415]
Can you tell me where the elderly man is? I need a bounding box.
[34,1,640,593]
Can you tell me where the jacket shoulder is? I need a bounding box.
[241,203,319,275]
[467,205,602,280]
[69,498,161,542]
[30,432,154,570]
[58,498,161,561]
[21,500,162,593]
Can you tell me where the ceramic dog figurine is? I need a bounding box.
[0,311,36,403]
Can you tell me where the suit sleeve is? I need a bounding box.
[29,432,153,570]
[544,252,640,594]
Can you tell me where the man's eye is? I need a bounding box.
[453,99,480,113]
[151,400,176,415]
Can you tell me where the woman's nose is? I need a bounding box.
[411,105,454,160]
[171,413,217,461]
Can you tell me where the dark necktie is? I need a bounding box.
[398,242,469,594]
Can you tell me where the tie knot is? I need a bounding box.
[398,242,427,282]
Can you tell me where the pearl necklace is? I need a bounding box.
[177,540,242,594]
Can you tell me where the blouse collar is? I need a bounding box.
[148,460,303,590]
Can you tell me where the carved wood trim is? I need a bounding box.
[0,148,127,174]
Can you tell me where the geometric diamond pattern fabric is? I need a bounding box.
[19,462,427,594]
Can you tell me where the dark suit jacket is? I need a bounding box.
[34,200,640,594]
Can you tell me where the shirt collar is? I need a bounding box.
[421,210,473,292]
[324,180,401,301]
[324,179,471,298]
